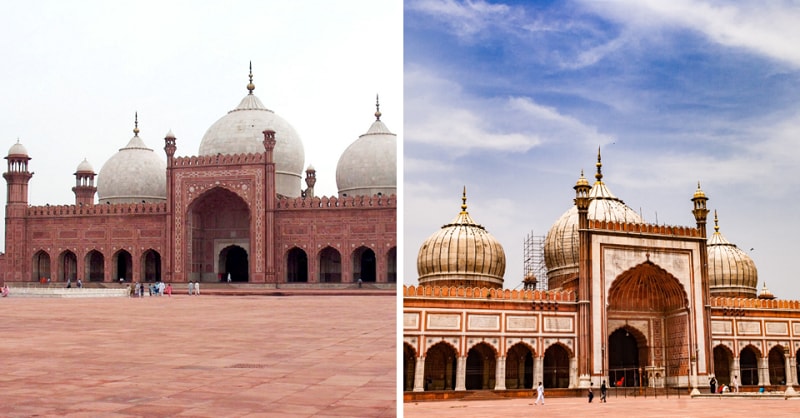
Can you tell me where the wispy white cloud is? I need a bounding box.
[582,0,800,69]
[405,65,613,154]
[406,0,513,39]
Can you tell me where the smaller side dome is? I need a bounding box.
[757,282,775,300]
[336,97,397,197]
[707,211,758,298]
[8,140,28,157]
[417,188,506,289]
[75,158,94,174]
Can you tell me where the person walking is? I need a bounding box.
[709,376,717,394]
[188,281,194,296]
[600,380,607,402]
[194,281,200,295]
[534,381,544,405]
[588,382,594,403]
[165,283,172,297]
[733,375,740,393]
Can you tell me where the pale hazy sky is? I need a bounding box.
[404,0,800,299]
[0,0,402,238]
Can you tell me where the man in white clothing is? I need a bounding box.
[535,382,544,405]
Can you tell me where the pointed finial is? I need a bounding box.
[461,186,468,213]
[595,146,603,183]
[133,112,140,136]
[714,210,719,232]
[375,94,382,120]
[247,61,255,94]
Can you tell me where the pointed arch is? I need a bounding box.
[352,246,376,283]
[403,343,417,392]
[506,342,535,389]
[286,247,308,282]
[713,344,734,386]
[112,249,132,283]
[141,249,161,282]
[466,342,496,390]
[424,341,458,391]
[85,250,105,282]
[543,343,571,388]
[739,345,760,386]
[319,246,341,283]
[32,250,51,282]
[57,250,77,283]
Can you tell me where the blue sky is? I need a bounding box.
[403,0,800,299]
[0,0,401,213]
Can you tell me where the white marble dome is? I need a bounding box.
[97,122,166,204]
[336,106,397,197]
[198,75,304,198]
[544,164,642,288]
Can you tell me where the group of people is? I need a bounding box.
[132,281,172,297]
[709,375,739,394]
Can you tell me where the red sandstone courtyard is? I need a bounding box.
[0,293,396,417]
[403,395,800,417]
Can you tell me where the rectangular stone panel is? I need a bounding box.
[86,230,105,239]
[794,322,800,337]
[403,312,419,330]
[543,316,573,333]
[507,315,537,332]
[737,321,761,335]
[711,320,733,335]
[59,230,78,239]
[112,229,133,238]
[427,313,461,330]
[32,231,50,239]
[140,229,163,238]
[765,321,789,336]
[467,314,499,331]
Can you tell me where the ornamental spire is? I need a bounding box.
[375,94,382,121]
[595,146,603,183]
[714,210,720,233]
[247,61,255,95]
[460,186,468,214]
[133,112,139,136]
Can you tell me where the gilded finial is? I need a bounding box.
[575,169,590,187]
[375,94,382,121]
[133,112,139,136]
[461,186,468,213]
[714,210,719,232]
[595,146,603,183]
[247,61,255,94]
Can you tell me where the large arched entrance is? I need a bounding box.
[506,343,534,389]
[424,342,457,391]
[141,250,161,282]
[713,345,734,387]
[353,246,376,283]
[739,346,759,386]
[33,250,51,282]
[187,187,250,282]
[58,250,77,283]
[220,245,249,282]
[113,250,132,283]
[85,250,104,282]
[543,344,570,388]
[465,342,496,390]
[403,343,416,392]
[286,247,308,282]
[607,261,690,388]
[319,247,341,283]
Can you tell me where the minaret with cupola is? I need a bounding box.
[3,140,33,282]
[72,158,96,206]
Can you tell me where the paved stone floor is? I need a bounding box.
[0,294,396,417]
[403,395,800,417]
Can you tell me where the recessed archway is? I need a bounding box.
[506,343,534,389]
[112,250,132,283]
[543,344,570,388]
[739,346,760,386]
[58,250,77,283]
[141,249,161,282]
[220,245,249,282]
[32,250,51,282]
[607,261,690,388]
[713,345,734,387]
[768,346,786,385]
[466,342,496,390]
[403,343,417,392]
[286,247,308,282]
[353,246,376,283]
[319,247,341,283]
[424,342,457,391]
[85,250,104,282]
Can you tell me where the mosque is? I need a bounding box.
[1,68,397,287]
[403,152,800,399]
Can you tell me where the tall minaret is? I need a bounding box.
[3,140,33,282]
[72,158,96,206]
[574,168,592,386]
[691,182,710,237]
[691,182,712,386]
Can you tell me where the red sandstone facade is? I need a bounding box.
[1,131,396,285]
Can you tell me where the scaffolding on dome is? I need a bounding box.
[523,231,547,291]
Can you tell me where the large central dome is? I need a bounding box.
[198,66,304,197]
[544,154,642,290]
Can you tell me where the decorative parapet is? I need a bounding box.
[403,285,574,302]
[588,219,700,238]
[27,202,168,217]
[710,296,800,310]
[171,153,265,167]
[276,194,396,210]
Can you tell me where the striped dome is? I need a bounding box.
[707,212,758,298]
[417,189,506,289]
